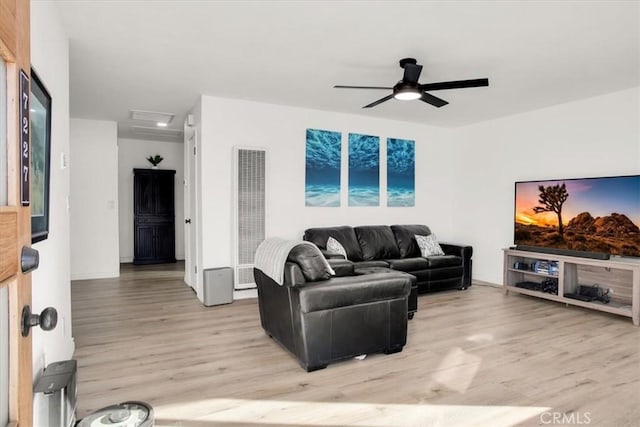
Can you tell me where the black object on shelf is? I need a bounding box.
[566,285,610,304]
[515,278,558,295]
[565,293,595,302]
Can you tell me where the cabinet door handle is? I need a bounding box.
[185,219,191,224]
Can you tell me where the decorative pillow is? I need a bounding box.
[415,234,445,257]
[287,243,335,282]
[326,236,348,259]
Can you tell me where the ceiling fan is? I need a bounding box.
[334,58,489,109]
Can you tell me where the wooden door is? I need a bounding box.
[0,0,33,426]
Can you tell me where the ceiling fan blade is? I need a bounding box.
[334,85,393,90]
[420,78,489,91]
[363,94,395,109]
[403,63,423,84]
[420,92,449,108]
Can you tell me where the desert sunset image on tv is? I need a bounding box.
[514,176,640,257]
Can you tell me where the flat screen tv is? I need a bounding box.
[514,175,640,259]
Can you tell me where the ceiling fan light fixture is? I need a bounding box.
[393,84,421,101]
[394,90,421,101]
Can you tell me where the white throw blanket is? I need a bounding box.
[254,237,332,285]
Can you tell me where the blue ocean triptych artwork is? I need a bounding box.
[387,138,415,207]
[305,129,415,207]
[305,129,342,207]
[349,133,380,206]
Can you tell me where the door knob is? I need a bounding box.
[21,305,57,337]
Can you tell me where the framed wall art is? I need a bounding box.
[30,70,52,243]
[387,138,415,207]
[305,128,342,207]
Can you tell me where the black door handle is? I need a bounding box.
[21,305,57,337]
[185,219,191,224]
[21,246,39,273]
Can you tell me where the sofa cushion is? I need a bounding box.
[415,234,445,257]
[391,224,432,258]
[304,226,363,261]
[328,258,355,277]
[354,225,400,261]
[385,257,429,272]
[424,255,462,269]
[352,260,390,269]
[353,266,417,285]
[296,273,411,313]
[287,244,334,282]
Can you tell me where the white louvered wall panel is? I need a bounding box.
[234,148,266,289]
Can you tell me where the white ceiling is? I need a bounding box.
[51,0,640,143]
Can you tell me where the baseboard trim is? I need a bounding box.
[234,288,257,300]
[120,257,185,264]
[71,271,120,280]
[472,280,501,288]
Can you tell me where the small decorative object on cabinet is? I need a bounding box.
[146,154,164,169]
[503,248,640,325]
[133,169,176,264]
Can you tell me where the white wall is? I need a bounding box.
[196,96,455,296]
[117,138,185,262]
[69,119,120,279]
[451,87,640,284]
[30,2,74,423]
[195,89,640,295]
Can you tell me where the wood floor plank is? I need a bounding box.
[71,263,640,427]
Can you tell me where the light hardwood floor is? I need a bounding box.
[71,263,640,427]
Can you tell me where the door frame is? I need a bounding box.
[0,0,34,425]
[183,133,193,287]
[184,128,199,295]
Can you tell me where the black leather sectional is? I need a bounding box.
[304,224,473,292]
[253,225,472,371]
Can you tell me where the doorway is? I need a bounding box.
[184,130,199,295]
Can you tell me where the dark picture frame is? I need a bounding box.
[30,69,51,243]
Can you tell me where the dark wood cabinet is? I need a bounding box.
[133,168,176,264]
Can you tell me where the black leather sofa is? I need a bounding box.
[304,224,473,293]
[254,243,412,372]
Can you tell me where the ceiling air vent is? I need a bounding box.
[129,109,175,124]
[130,126,183,140]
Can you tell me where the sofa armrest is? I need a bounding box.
[283,262,307,286]
[439,243,473,288]
[440,243,473,259]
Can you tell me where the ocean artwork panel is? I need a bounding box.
[306,128,342,207]
[387,138,415,207]
[348,133,380,206]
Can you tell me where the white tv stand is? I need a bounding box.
[503,248,640,326]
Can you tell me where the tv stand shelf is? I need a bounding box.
[503,248,640,326]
